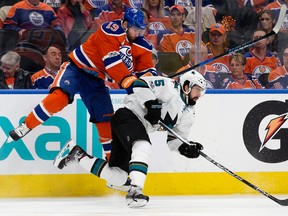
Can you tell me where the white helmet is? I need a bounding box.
[179,70,207,95]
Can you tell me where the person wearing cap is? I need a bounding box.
[206,23,230,73]
[158,5,203,59]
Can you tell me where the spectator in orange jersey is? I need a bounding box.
[57,0,93,37]
[3,0,62,37]
[258,9,288,62]
[244,29,281,82]
[158,5,199,59]
[267,47,288,89]
[206,23,230,74]
[221,53,263,89]
[31,45,62,89]
[177,44,218,89]
[143,0,170,38]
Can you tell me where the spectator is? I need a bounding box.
[141,7,158,49]
[221,53,263,89]
[31,45,62,89]
[3,0,62,37]
[0,0,20,28]
[177,44,218,89]
[143,0,170,36]
[0,51,32,89]
[267,47,288,89]
[206,23,230,73]
[158,5,198,58]
[244,29,281,80]
[92,0,130,30]
[258,9,288,62]
[264,0,288,35]
[57,0,93,37]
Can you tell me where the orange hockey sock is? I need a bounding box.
[95,122,112,160]
[25,89,69,129]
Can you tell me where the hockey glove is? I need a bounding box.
[178,141,203,158]
[144,99,162,125]
[120,75,137,94]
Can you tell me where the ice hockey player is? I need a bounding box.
[53,70,206,208]
[6,8,156,160]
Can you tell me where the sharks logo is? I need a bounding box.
[243,100,288,163]
[162,113,178,129]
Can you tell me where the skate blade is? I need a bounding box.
[53,139,75,169]
[127,199,148,208]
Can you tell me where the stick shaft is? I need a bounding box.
[169,4,287,79]
[159,121,288,206]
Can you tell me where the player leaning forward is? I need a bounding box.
[54,70,206,208]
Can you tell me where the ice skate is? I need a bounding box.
[7,123,31,143]
[126,185,149,208]
[106,177,131,192]
[53,139,87,169]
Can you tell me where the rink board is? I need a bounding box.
[0,89,288,197]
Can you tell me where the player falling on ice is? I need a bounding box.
[53,70,206,208]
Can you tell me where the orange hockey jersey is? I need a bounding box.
[244,49,281,78]
[69,19,154,84]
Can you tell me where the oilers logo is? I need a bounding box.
[119,45,134,72]
[29,12,44,26]
[252,65,271,79]
[128,0,144,8]
[176,40,192,57]
[87,0,107,8]
[211,63,229,73]
[147,22,166,34]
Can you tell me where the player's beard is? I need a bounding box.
[185,94,197,106]
[127,34,136,43]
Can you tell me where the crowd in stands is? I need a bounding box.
[1,0,288,90]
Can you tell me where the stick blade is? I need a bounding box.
[276,198,288,206]
[272,4,287,34]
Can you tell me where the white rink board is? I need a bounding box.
[0,90,288,175]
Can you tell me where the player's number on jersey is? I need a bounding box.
[154,80,164,87]
[106,22,119,31]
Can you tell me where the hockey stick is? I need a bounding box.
[168,4,287,79]
[158,121,288,206]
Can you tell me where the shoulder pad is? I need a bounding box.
[134,36,153,50]
[101,20,125,35]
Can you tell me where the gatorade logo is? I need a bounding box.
[243,100,288,163]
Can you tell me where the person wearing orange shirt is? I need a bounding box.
[267,47,288,89]
[158,5,197,58]
[206,23,230,74]
[221,53,263,89]
[244,29,281,80]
